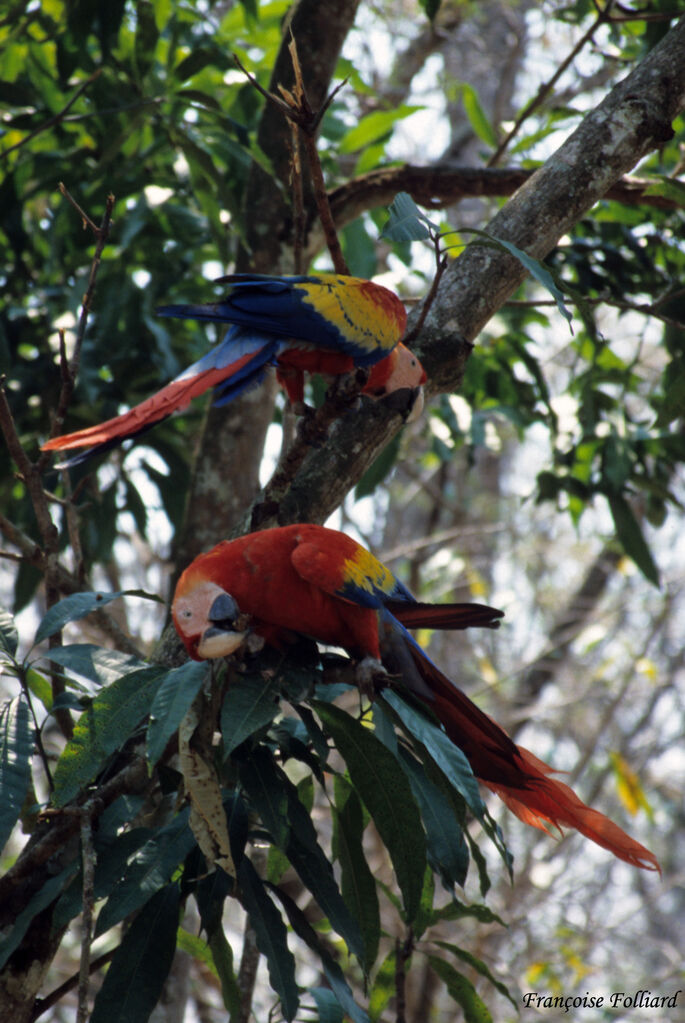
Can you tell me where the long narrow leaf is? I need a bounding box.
[272,885,370,1023]
[34,589,159,645]
[221,672,281,756]
[238,857,299,1022]
[313,701,426,924]
[147,660,209,764]
[435,940,518,1011]
[90,883,181,1023]
[608,493,660,586]
[427,955,494,1023]
[398,747,469,890]
[53,666,166,807]
[240,748,363,957]
[0,605,18,659]
[0,864,78,971]
[0,696,33,853]
[381,691,485,819]
[95,808,194,936]
[333,782,380,972]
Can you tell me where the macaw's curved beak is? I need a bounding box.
[197,591,250,659]
[380,385,425,423]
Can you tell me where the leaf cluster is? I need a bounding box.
[0,594,513,1022]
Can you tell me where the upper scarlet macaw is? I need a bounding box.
[172,523,659,872]
[42,273,425,466]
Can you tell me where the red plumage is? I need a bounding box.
[172,524,659,872]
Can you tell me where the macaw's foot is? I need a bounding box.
[355,656,390,700]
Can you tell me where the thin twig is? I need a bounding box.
[395,927,414,1023]
[20,667,54,790]
[77,802,98,1023]
[284,35,349,274]
[290,123,305,275]
[32,948,115,1021]
[235,38,350,274]
[404,239,448,345]
[487,1,616,167]
[39,188,115,467]
[506,295,685,329]
[0,70,102,161]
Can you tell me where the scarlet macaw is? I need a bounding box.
[172,523,659,872]
[42,273,425,466]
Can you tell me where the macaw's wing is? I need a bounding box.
[41,330,279,466]
[159,273,407,366]
[289,525,414,609]
[289,525,502,628]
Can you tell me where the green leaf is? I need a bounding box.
[240,748,364,957]
[333,780,380,972]
[95,808,195,936]
[435,940,518,1011]
[419,0,442,20]
[432,897,506,928]
[428,956,493,1022]
[0,605,18,659]
[271,885,370,1023]
[397,746,469,891]
[461,84,497,147]
[33,590,159,645]
[0,697,33,853]
[381,191,434,242]
[311,986,345,1023]
[221,671,281,756]
[53,826,154,930]
[238,857,299,1021]
[90,883,181,1023]
[0,864,78,971]
[39,644,145,686]
[607,494,660,586]
[313,701,426,923]
[643,174,685,205]
[53,666,167,807]
[381,691,485,819]
[338,105,423,154]
[208,927,242,1015]
[469,229,573,328]
[146,661,210,765]
[654,363,685,427]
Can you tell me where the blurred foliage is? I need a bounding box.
[0,594,513,1022]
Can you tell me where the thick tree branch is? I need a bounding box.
[328,164,683,230]
[241,14,685,530]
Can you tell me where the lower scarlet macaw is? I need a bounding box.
[172,524,659,872]
[42,273,425,466]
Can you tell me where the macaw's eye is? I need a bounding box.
[180,608,192,619]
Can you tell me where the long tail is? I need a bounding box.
[387,600,503,631]
[384,614,659,871]
[41,331,278,466]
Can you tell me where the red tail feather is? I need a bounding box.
[413,652,659,872]
[41,355,258,452]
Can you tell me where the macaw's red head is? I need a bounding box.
[364,343,427,423]
[172,579,250,660]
